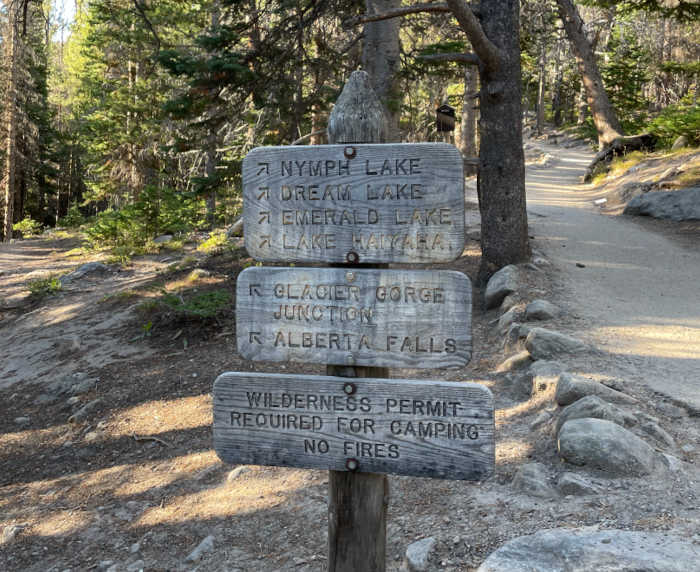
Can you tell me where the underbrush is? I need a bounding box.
[27,275,63,298]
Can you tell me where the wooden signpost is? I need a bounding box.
[242,143,465,264]
[213,71,492,572]
[213,372,494,481]
[236,266,472,368]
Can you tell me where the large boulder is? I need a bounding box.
[623,188,700,222]
[555,395,635,435]
[525,328,586,360]
[555,373,637,406]
[525,299,561,321]
[557,418,660,476]
[477,528,700,571]
[484,265,519,309]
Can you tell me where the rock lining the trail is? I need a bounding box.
[484,265,519,309]
[558,418,661,476]
[623,187,700,221]
[404,537,436,571]
[555,372,637,406]
[525,328,587,360]
[477,528,700,571]
[525,299,560,321]
[555,395,636,435]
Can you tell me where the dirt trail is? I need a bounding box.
[526,142,700,412]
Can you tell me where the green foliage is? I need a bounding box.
[13,217,43,238]
[648,99,700,147]
[196,230,231,254]
[57,205,86,228]
[27,275,62,298]
[139,288,231,320]
[601,29,651,133]
[85,186,205,250]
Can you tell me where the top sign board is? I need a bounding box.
[242,143,465,264]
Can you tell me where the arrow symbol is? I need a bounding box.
[258,211,270,224]
[256,163,269,176]
[256,187,269,200]
[249,331,262,344]
[259,235,270,248]
[249,284,262,296]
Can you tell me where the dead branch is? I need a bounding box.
[418,52,480,66]
[445,0,502,72]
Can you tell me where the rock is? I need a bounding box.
[555,373,637,406]
[671,134,688,149]
[14,416,30,425]
[504,323,526,353]
[189,268,211,279]
[558,418,660,476]
[532,256,550,267]
[557,472,599,496]
[130,542,141,553]
[522,360,565,397]
[525,299,560,321]
[484,265,519,309]
[512,462,558,498]
[46,374,98,397]
[639,420,676,449]
[226,218,243,238]
[500,294,518,313]
[60,262,110,284]
[530,409,554,431]
[126,560,145,571]
[227,466,251,482]
[497,307,519,334]
[84,431,102,443]
[476,528,700,571]
[153,234,173,244]
[681,444,695,454]
[68,398,103,423]
[555,395,636,435]
[662,454,684,473]
[185,535,215,563]
[624,188,700,222]
[525,328,586,360]
[404,537,436,572]
[496,350,532,373]
[1,524,24,545]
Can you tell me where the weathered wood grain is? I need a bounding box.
[213,372,495,481]
[242,143,465,264]
[236,266,472,368]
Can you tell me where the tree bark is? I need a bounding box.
[362,0,401,142]
[555,0,624,148]
[536,41,546,136]
[471,0,530,280]
[459,66,478,175]
[2,10,19,242]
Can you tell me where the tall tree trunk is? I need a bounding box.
[555,0,624,148]
[474,0,530,279]
[2,12,19,242]
[362,0,401,142]
[459,66,478,175]
[536,41,546,136]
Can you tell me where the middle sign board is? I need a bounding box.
[242,143,465,264]
[236,266,472,369]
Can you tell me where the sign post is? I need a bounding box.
[212,71,493,572]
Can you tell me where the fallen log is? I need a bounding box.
[583,133,657,182]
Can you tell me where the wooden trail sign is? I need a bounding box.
[242,143,465,264]
[236,266,472,369]
[213,372,495,481]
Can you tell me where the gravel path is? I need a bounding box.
[526,143,700,413]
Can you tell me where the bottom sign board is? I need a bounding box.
[213,372,494,481]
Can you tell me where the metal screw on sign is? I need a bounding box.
[343,383,357,395]
[345,354,355,366]
[346,251,359,264]
[346,271,355,283]
[345,458,359,472]
[344,146,356,159]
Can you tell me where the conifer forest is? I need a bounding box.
[1,0,698,257]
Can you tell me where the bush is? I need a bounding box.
[13,217,43,238]
[27,275,62,298]
[196,230,231,254]
[648,99,700,148]
[86,186,206,250]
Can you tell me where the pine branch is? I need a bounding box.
[445,0,502,72]
[346,3,451,25]
[418,52,480,66]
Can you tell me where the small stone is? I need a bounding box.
[185,535,215,562]
[60,262,110,284]
[496,350,533,373]
[98,561,114,569]
[523,360,565,397]
[126,559,145,571]
[662,454,684,473]
[500,294,518,313]
[405,537,436,572]
[525,328,587,360]
[189,268,210,279]
[530,409,554,431]
[497,307,519,334]
[555,373,637,406]
[68,398,103,423]
[153,234,173,244]
[639,420,676,449]
[681,444,695,454]
[557,472,599,496]
[512,462,558,498]
[67,396,81,406]
[525,300,560,321]
[555,395,636,435]
[484,265,519,309]
[1,524,24,545]
[671,134,688,149]
[84,431,102,443]
[130,542,141,553]
[227,466,251,482]
[558,418,660,476]
[14,417,30,425]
